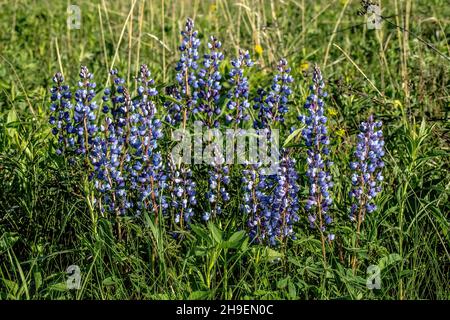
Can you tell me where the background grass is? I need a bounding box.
[0,0,449,299]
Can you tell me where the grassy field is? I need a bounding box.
[0,0,449,300]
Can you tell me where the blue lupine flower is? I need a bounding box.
[160,156,197,227]
[196,36,224,128]
[299,65,334,240]
[254,58,293,129]
[349,115,384,222]
[226,49,253,126]
[243,151,300,246]
[165,18,200,126]
[204,146,230,220]
[49,72,73,155]
[90,67,163,216]
[73,66,98,157]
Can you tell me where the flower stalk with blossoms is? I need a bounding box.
[204,145,230,221]
[165,18,200,129]
[196,36,224,128]
[160,156,197,229]
[300,65,333,262]
[349,115,384,269]
[226,49,253,129]
[74,66,98,163]
[49,72,73,156]
[243,151,300,247]
[254,59,293,130]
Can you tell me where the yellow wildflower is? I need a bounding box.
[336,128,346,137]
[254,44,263,56]
[393,100,402,108]
[300,62,309,72]
[328,108,338,117]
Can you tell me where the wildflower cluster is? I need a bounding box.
[49,72,73,155]
[48,18,386,251]
[49,67,99,159]
[91,68,162,215]
[243,151,300,246]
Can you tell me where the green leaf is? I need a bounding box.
[190,224,210,242]
[378,253,402,269]
[276,277,288,289]
[102,277,118,286]
[224,230,246,249]
[34,272,42,292]
[188,290,209,300]
[2,279,19,295]
[266,248,283,262]
[288,281,297,299]
[283,125,305,147]
[0,232,19,253]
[49,282,68,292]
[208,222,222,244]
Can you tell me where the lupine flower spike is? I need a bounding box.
[299,65,334,260]
[243,151,300,247]
[196,36,224,128]
[226,49,253,127]
[166,18,200,128]
[49,72,73,156]
[349,115,384,227]
[160,156,197,229]
[254,58,293,130]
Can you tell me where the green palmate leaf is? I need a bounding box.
[265,248,283,262]
[208,222,222,244]
[224,230,246,249]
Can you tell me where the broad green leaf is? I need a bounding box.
[208,222,222,244]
